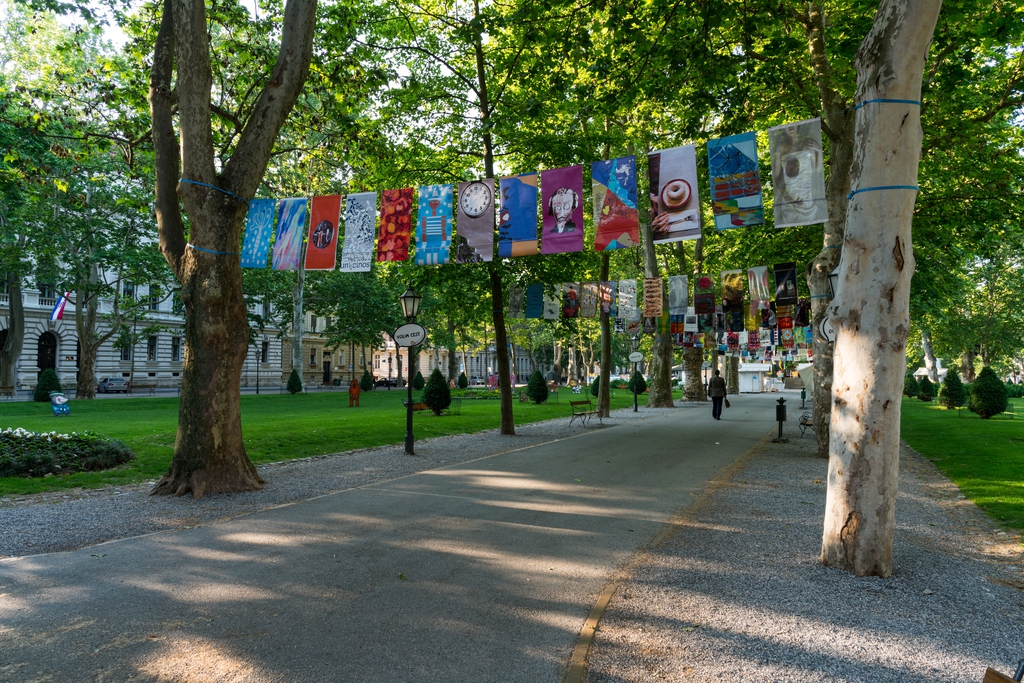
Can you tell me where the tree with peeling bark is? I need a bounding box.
[147,0,318,497]
[821,0,941,577]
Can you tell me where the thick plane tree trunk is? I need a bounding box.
[920,328,938,381]
[821,0,941,577]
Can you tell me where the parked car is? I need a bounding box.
[373,377,398,388]
[97,376,130,393]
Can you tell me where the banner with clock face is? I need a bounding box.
[455,179,496,263]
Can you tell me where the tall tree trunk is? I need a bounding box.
[447,318,458,380]
[291,256,306,389]
[74,264,121,400]
[597,253,612,416]
[727,355,739,395]
[488,266,514,434]
[961,349,976,382]
[641,220,673,407]
[0,272,24,389]
[803,1,857,460]
[149,0,316,497]
[821,0,940,577]
[921,327,938,381]
[683,348,705,400]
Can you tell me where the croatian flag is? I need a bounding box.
[49,292,71,321]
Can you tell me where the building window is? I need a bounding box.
[147,335,158,361]
[325,316,332,330]
[261,341,268,363]
[171,337,181,362]
[171,291,184,315]
[121,345,132,362]
[122,282,135,300]
[310,314,317,333]
[148,285,161,311]
[310,348,316,367]
[38,284,56,307]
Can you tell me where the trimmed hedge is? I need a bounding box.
[918,376,935,402]
[938,370,966,409]
[903,374,919,398]
[360,369,373,392]
[457,372,468,389]
[0,428,135,478]
[422,368,452,415]
[968,367,1008,419]
[526,369,548,404]
[287,369,303,394]
[34,368,62,403]
[413,371,425,390]
[590,376,600,397]
[627,371,647,395]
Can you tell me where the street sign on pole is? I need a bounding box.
[819,316,836,344]
[393,323,427,347]
[628,351,644,363]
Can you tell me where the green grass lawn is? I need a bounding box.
[901,396,1024,531]
[0,386,655,495]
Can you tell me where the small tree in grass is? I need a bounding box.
[526,369,548,404]
[968,367,1008,419]
[457,372,468,389]
[590,376,600,397]
[422,368,452,416]
[413,371,425,390]
[287,369,303,395]
[360,370,373,392]
[917,376,935,402]
[627,370,647,395]
[938,369,966,409]
[903,374,919,398]
[34,368,62,402]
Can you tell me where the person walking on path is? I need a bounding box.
[708,369,727,420]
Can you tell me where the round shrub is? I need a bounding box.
[287,369,303,394]
[968,366,1008,419]
[628,371,647,395]
[0,428,135,478]
[938,370,966,409]
[457,372,468,389]
[34,368,62,403]
[903,374,919,398]
[1006,382,1024,399]
[422,368,452,416]
[360,369,373,392]
[590,376,600,397]
[917,376,935,402]
[413,371,425,390]
[526,369,548,404]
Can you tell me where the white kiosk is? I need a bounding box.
[738,362,772,393]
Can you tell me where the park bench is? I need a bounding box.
[0,385,14,399]
[984,660,1024,682]
[128,383,157,396]
[798,412,814,437]
[569,399,600,427]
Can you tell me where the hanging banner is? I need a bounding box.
[773,262,799,306]
[671,314,685,347]
[768,118,828,228]
[543,291,560,319]
[580,282,599,318]
[617,279,638,321]
[643,278,664,317]
[777,305,794,329]
[525,283,544,319]
[694,274,716,315]
[455,179,495,263]
[540,165,584,255]
[744,304,760,331]
[240,199,277,268]
[794,298,811,327]
[304,195,342,270]
[708,131,765,230]
[648,145,702,242]
[508,285,525,319]
[339,192,377,272]
[375,188,413,262]
[272,197,308,271]
[684,312,698,332]
[747,265,771,319]
[721,270,744,310]
[498,173,539,257]
[668,275,689,315]
[416,184,453,266]
[562,283,580,318]
[592,155,640,251]
[599,281,618,317]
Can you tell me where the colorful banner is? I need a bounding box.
[240,199,277,269]
[562,283,580,318]
[592,155,640,251]
[498,173,539,257]
[643,278,664,317]
[305,195,341,270]
[455,179,495,263]
[339,192,377,272]
[769,118,828,228]
[648,145,701,242]
[272,198,308,271]
[617,279,638,321]
[795,298,811,327]
[668,275,688,315]
[580,282,599,318]
[416,184,453,266]
[375,188,413,262]
[508,285,524,319]
[773,262,799,306]
[721,270,745,311]
[600,281,618,317]
[694,274,715,315]
[777,305,794,329]
[708,131,765,229]
[543,291,560,319]
[525,283,544,319]
[540,165,584,255]
[747,266,771,317]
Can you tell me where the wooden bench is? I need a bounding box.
[569,400,599,427]
[0,386,14,399]
[129,383,157,395]
[984,661,1024,682]
[798,412,814,437]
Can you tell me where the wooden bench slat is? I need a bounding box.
[984,667,1018,683]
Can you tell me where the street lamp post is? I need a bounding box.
[630,334,641,413]
[398,287,423,455]
[388,355,392,391]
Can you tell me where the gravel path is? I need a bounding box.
[584,435,1024,682]
[0,404,664,559]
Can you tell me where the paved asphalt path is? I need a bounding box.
[0,394,780,682]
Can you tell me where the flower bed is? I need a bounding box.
[0,428,135,478]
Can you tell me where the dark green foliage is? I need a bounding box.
[628,371,647,395]
[918,376,935,401]
[938,370,967,409]
[526,369,548,404]
[422,368,452,415]
[610,379,629,389]
[457,372,468,389]
[0,428,135,478]
[360,370,373,392]
[968,367,1008,418]
[287,369,303,394]
[1006,383,1024,399]
[33,369,62,403]
[590,376,600,397]
[413,371,425,390]
[904,374,919,398]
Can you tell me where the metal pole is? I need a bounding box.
[405,348,415,455]
[633,361,638,412]
[255,345,260,395]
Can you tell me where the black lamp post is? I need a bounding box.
[387,355,393,391]
[630,334,641,413]
[400,287,422,455]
